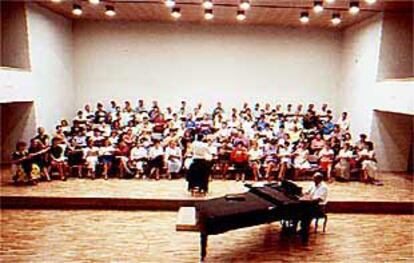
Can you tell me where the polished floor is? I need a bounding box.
[1,210,413,262]
[1,168,413,201]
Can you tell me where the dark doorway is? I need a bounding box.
[371,110,414,173]
[0,102,36,164]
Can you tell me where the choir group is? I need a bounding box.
[11,100,379,185]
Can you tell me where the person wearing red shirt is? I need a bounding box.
[230,142,249,182]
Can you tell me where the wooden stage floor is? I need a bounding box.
[1,168,413,202]
[1,210,413,262]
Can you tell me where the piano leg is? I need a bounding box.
[300,217,311,243]
[200,233,208,262]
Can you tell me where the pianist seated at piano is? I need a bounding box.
[301,172,328,207]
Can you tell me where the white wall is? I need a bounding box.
[340,14,414,172]
[0,102,36,163]
[73,21,342,113]
[340,14,414,136]
[0,4,74,135]
[340,15,384,137]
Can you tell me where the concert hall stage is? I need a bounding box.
[1,169,413,214]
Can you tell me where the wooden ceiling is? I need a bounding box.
[37,0,413,29]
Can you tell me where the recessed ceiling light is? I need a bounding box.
[300,11,310,23]
[72,4,82,16]
[203,0,214,9]
[349,1,360,14]
[236,10,246,21]
[171,7,181,19]
[165,0,175,8]
[313,1,324,13]
[89,0,100,5]
[239,0,251,11]
[331,13,341,25]
[204,9,214,20]
[105,5,116,17]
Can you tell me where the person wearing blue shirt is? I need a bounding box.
[322,115,335,136]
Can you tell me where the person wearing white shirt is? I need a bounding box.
[148,140,165,180]
[334,143,353,181]
[358,141,378,183]
[293,142,311,179]
[83,139,100,179]
[188,135,212,194]
[337,112,350,132]
[303,172,328,205]
[248,141,263,181]
[130,143,148,176]
[165,140,182,179]
[278,142,292,180]
[217,122,231,141]
[192,139,211,161]
[99,138,116,180]
[206,139,217,162]
[227,115,240,131]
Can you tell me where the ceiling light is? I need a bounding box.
[313,1,324,13]
[325,0,335,3]
[239,0,251,11]
[349,1,360,14]
[105,5,116,17]
[171,7,181,19]
[300,11,310,23]
[51,0,62,3]
[89,0,100,5]
[203,0,213,9]
[365,0,377,4]
[331,13,341,25]
[165,0,175,8]
[204,9,214,20]
[236,10,246,21]
[72,4,82,16]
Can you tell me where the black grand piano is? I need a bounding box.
[176,180,322,261]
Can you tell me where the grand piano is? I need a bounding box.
[176,180,322,261]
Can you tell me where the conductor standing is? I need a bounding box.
[187,134,212,195]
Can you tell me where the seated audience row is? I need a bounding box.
[11,100,379,185]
